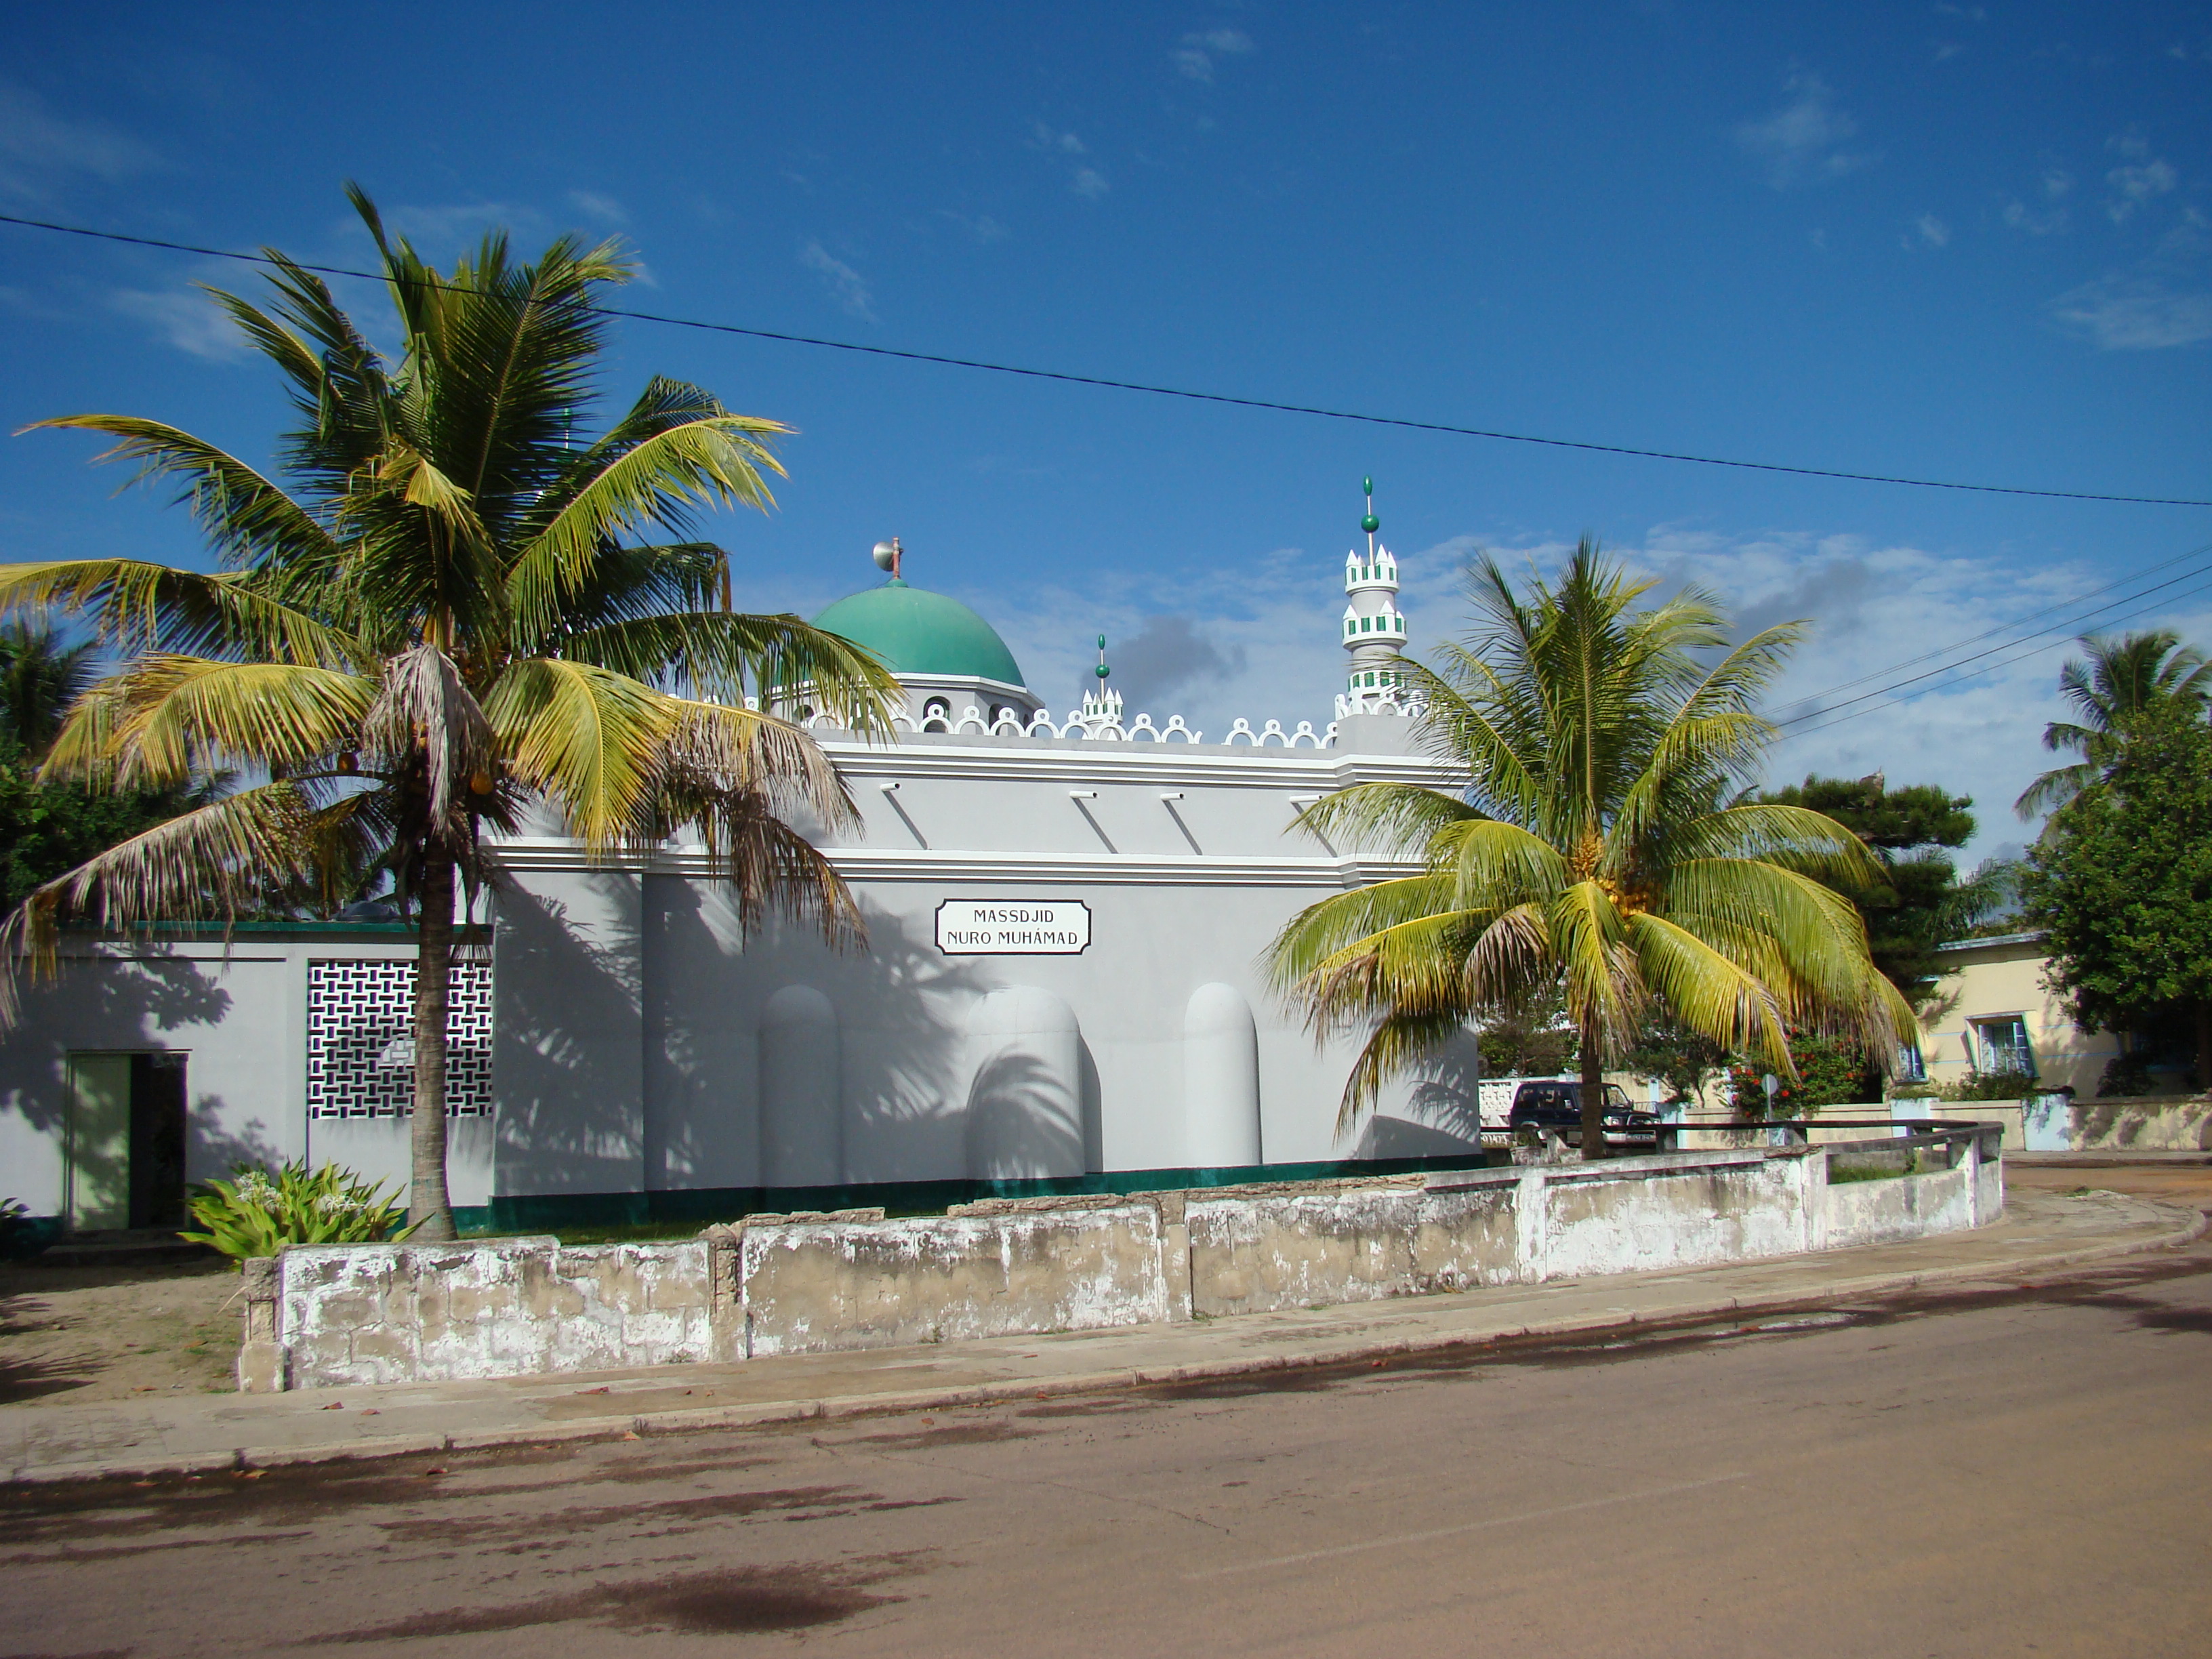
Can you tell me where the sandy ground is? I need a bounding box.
[0,1259,240,1405]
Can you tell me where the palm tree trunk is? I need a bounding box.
[408,852,457,1241]
[1578,1023,1607,1162]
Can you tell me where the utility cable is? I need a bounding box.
[1776,544,2212,731]
[3,209,2209,510]
[1781,569,2212,740]
[1774,539,2212,713]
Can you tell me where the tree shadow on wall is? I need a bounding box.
[966,1046,1085,1181]
[0,955,252,1205]
[491,874,655,1197]
[642,882,1003,1189]
[1353,1029,1487,1158]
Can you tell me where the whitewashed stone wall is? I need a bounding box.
[243,1132,2003,1390]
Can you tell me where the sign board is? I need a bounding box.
[935,899,1092,956]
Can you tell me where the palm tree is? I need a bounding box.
[0,188,898,1238]
[1267,541,1912,1159]
[2014,630,2212,819]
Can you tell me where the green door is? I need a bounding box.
[66,1054,133,1232]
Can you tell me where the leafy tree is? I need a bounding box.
[0,626,201,910]
[1724,1030,1882,1116]
[1475,989,1578,1079]
[2015,630,2211,819]
[2021,703,2212,1088]
[1623,1011,1731,1108]
[0,189,897,1238]
[0,622,96,754]
[1755,772,2011,1007]
[1267,540,1910,1160]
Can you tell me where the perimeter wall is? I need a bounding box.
[241,1132,2003,1390]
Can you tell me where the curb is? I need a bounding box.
[13,1202,2204,1488]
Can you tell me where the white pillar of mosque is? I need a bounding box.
[964,987,1085,1180]
[1183,982,1263,1167]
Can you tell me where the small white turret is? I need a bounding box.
[1078,632,1123,735]
[1338,478,1409,716]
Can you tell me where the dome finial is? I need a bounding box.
[871,536,905,584]
[1359,478,1380,549]
[1094,632,1111,680]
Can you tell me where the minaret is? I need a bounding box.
[1339,478,1406,712]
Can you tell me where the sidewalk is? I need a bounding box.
[6,1189,2201,1486]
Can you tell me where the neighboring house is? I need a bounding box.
[1918,930,2121,1099]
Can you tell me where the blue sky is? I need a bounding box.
[3,2,2209,855]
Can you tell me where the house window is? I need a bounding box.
[1896,1042,1927,1081]
[1970,1015,2035,1076]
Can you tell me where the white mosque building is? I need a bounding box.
[1,495,1486,1235]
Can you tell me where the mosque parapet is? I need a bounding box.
[775,699,1343,750]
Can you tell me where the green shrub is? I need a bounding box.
[0,1197,33,1259]
[2097,1054,2156,1099]
[1727,1029,1883,1118]
[1947,1067,2038,1102]
[182,1161,417,1265]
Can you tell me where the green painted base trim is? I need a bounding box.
[458,1151,1498,1237]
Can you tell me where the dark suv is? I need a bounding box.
[1507,1082,1660,1148]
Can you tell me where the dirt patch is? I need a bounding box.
[0,1259,239,1405]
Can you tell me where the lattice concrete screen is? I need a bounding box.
[305,959,492,1119]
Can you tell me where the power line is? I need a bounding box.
[1776,543,2212,731]
[1780,568,2212,741]
[5,207,2211,512]
[1775,539,2212,714]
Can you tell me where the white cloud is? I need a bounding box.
[567,190,627,224]
[110,287,244,359]
[1031,123,1107,197]
[1735,73,1875,188]
[380,200,544,251]
[1172,28,1255,82]
[2106,156,2177,223]
[0,82,161,200]
[2052,210,2212,349]
[798,238,877,322]
[2003,170,2072,236]
[2052,284,2212,349]
[1915,213,1950,247]
[937,209,1011,243]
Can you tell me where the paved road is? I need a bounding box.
[7,1233,2210,1656]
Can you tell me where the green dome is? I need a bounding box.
[814,581,1028,689]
